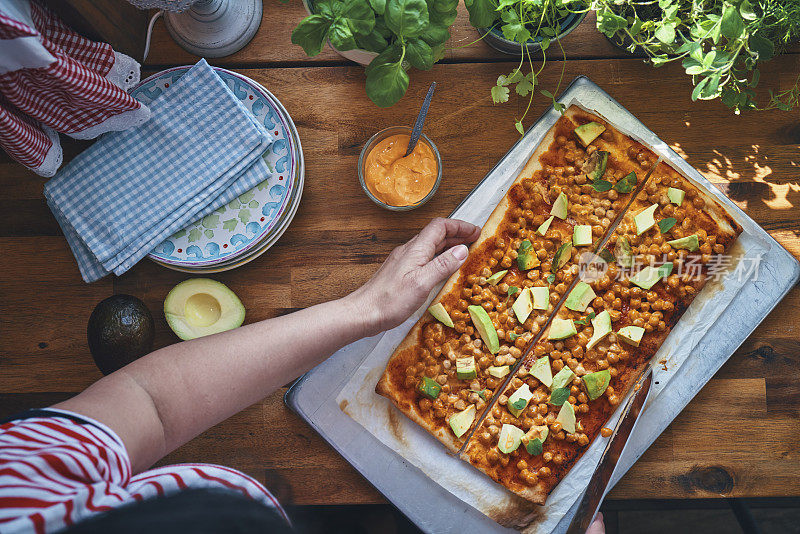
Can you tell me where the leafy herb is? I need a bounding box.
[613,171,638,193]
[574,311,596,326]
[508,286,520,296]
[590,178,613,192]
[292,0,458,107]
[477,388,489,401]
[548,387,571,406]
[598,247,615,264]
[591,0,800,113]
[547,274,556,285]
[511,397,528,411]
[470,0,589,132]
[658,217,677,234]
[526,437,544,455]
[509,331,520,341]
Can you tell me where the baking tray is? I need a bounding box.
[285,76,800,533]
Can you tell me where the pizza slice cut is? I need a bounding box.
[375,106,647,451]
[459,159,742,504]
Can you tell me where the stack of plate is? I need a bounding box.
[129,66,304,274]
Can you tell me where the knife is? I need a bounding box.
[565,367,654,534]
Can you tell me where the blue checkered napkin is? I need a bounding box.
[44,59,273,282]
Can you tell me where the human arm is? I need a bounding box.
[54,218,481,474]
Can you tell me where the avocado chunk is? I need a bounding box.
[565,282,596,313]
[585,150,609,182]
[517,240,540,270]
[512,288,534,324]
[617,325,645,347]
[548,317,577,340]
[614,236,634,267]
[552,241,573,272]
[456,356,478,380]
[537,215,555,236]
[555,401,576,434]
[486,270,508,286]
[523,425,549,455]
[417,376,442,400]
[630,265,668,290]
[573,225,593,247]
[449,405,476,438]
[574,121,606,147]
[668,234,700,252]
[498,424,525,453]
[164,278,245,341]
[487,365,511,378]
[582,370,611,401]
[508,384,534,418]
[87,294,155,375]
[531,287,549,310]
[530,356,553,388]
[467,305,500,354]
[551,366,576,391]
[550,192,568,220]
[428,302,454,328]
[634,204,659,235]
[524,425,549,443]
[586,310,612,350]
[667,187,685,206]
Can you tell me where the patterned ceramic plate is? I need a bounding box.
[130,67,297,267]
[144,76,305,274]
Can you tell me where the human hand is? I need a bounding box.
[348,217,481,337]
[586,512,605,534]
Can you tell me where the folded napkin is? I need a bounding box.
[44,59,273,282]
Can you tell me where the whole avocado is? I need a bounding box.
[87,294,155,375]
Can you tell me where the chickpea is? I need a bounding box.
[538,466,551,477]
[521,470,538,485]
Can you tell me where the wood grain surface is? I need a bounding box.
[2,10,800,506]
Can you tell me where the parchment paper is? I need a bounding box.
[336,94,771,533]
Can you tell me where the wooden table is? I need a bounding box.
[2,2,800,509]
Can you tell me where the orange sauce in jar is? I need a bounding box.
[363,134,438,207]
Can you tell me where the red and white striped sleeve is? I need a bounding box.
[0,409,131,534]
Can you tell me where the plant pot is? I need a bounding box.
[301,0,378,66]
[599,5,682,57]
[479,11,586,56]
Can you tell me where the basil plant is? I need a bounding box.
[291,0,458,107]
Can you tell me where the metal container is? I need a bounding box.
[285,76,800,534]
[480,11,587,56]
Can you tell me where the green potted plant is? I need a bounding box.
[291,0,458,107]
[464,0,590,133]
[591,0,800,112]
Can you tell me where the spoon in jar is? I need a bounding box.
[405,81,436,157]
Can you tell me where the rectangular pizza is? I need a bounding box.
[375,105,742,505]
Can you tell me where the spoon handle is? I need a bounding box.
[405,81,436,157]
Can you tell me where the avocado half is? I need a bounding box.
[164,278,245,341]
[87,294,155,375]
